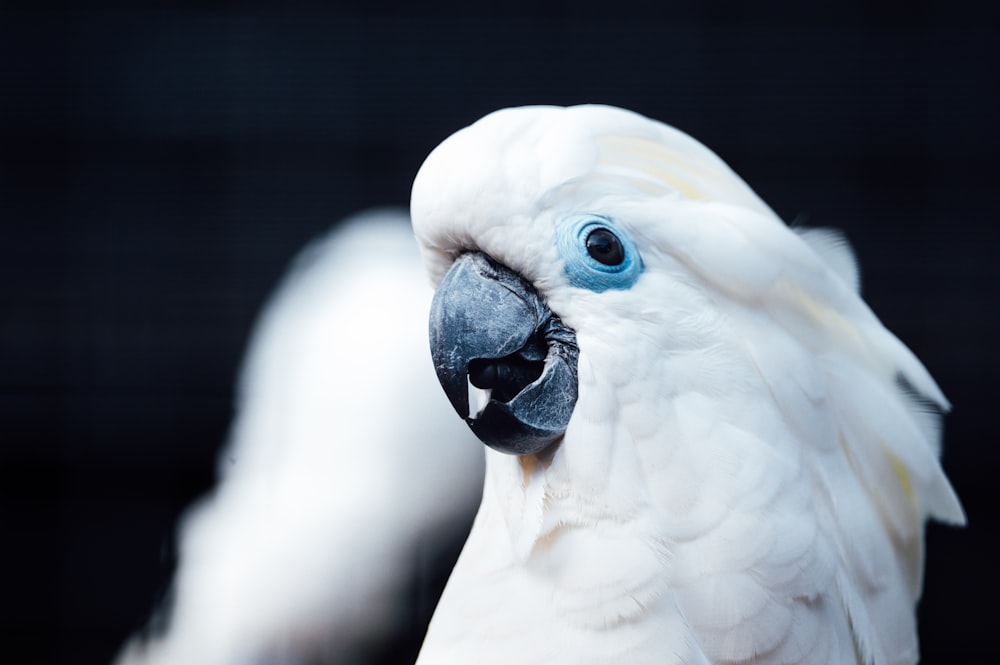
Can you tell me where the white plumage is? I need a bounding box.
[115,210,483,665]
[410,105,964,665]
[118,105,962,665]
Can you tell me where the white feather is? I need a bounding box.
[795,226,861,293]
[115,209,483,665]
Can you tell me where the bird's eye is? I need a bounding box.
[556,214,643,292]
[585,228,625,266]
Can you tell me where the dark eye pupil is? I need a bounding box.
[585,228,625,266]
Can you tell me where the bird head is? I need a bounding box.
[411,105,784,457]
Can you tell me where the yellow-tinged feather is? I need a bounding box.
[771,277,867,353]
[597,136,708,201]
[887,452,916,506]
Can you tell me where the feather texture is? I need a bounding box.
[411,105,963,665]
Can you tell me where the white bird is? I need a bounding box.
[410,104,964,665]
[118,105,964,665]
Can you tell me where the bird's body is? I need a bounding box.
[411,105,963,665]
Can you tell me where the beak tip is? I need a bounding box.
[432,359,471,420]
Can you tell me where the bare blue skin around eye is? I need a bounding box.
[555,214,643,292]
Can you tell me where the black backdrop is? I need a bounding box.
[2,2,997,664]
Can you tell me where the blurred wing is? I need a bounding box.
[116,209,483,665]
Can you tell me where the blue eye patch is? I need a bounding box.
[555,214,643,292]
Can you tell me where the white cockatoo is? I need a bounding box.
[410,105,964,665]
[118,105,963,665]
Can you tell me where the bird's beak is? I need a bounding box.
[429,252,579,456]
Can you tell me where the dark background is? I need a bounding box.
[2,2,997,664]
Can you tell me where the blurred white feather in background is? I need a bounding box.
[116,209,484,665]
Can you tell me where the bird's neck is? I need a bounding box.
[481,419,652,561]
[417,444,703,665]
